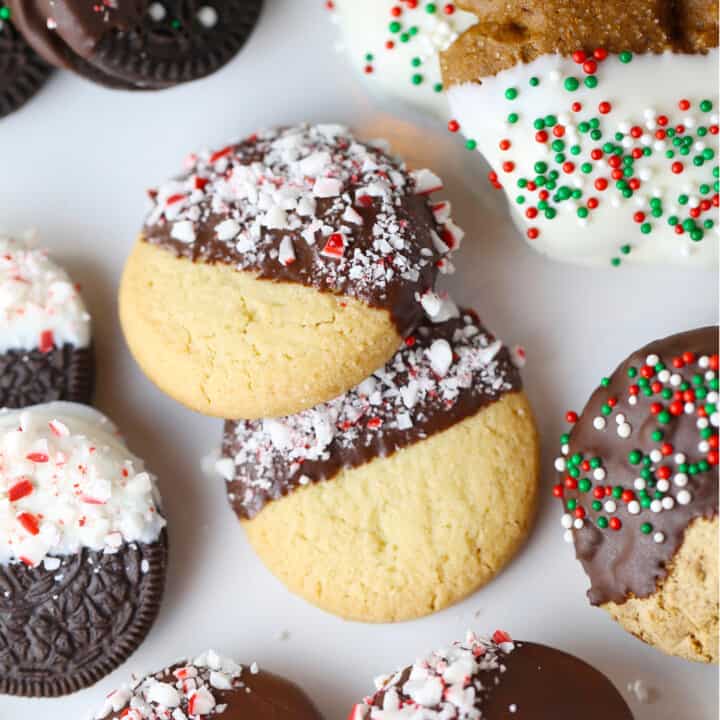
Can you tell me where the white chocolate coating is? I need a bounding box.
[0,402,165,566]
[0,234,91,352]
[330,1,476,118]
[448,50,719,267]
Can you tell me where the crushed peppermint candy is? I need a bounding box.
[0,234,91,354]
[0,403,165,567]
[95,650,247,720]
[220,310,521,519]
[143,124,460,330]
[352,631,515,720]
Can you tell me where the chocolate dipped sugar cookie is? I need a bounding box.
[328,1,477,118]
[555,327,719,662]
[217,306,538,622]
[441,1,719,267]
[0,402,168,696]
[0,5,52,118]
[350,630,634,719]
[120,124,462,419]
[0,234,94,408]
[8,0,263,91]
[93,649,322,720]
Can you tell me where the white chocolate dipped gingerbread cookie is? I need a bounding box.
[442,0,718,267]
[217,305,539,622]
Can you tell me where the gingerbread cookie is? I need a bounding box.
[120,123,461,419]
[441,0,719,267]
[351,630,633,719]
[0,402,168,696]
[0,5,51,118]
[328,1,476,118]
[217,307,538,621]
[8,0,263,91]
[555,326,718,662]
[0,234,94,409]
[93,649,321,720]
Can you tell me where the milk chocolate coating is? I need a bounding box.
[0,344,94,409]
[560,326,718,606]
[223,311,521,519]
[363,641,633,719]
[0,531,167,697]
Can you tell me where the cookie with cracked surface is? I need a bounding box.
[120,124,462,419]
[350,630,633,719]
[441,0,719,268]
[94,649,321,720]
[555,326,718,662]
[0,234,94,408]
[0,402,168,696]
[217,308,539,621]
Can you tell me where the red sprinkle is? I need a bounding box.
[18,512,40,536]
[39,330,54,354]
[26,453,49,463]
[8,479,33,502]
[448,119,460,133]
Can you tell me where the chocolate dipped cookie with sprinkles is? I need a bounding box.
[327,1,477,119]
[120,123,463,419]
[0,402,168,696]
[93,649,321,720]
[350,630,634,719]
[555,326,719,663]
[441,0,718,267]
[0,234,94,409]
[8,0,262,91]
[216,304,539,622]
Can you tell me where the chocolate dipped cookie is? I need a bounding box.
[0,234,94,408]
[350,630,634,719]
[8,0,262,91]
[555,326,719,662]
[0,402,168,696]
[441,0,718,267]
[216,305,538,622]
[120,123,462,419]
[93,650,321,720]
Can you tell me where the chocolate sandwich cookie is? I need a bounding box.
[351,630,634,719]
[217,305,539,622]
[441,0,719,268]
[0,402,168,696]
[94,649,321,720]
[0,6,51,118]
[555,326,719,663]
[120,123,462,419]
[8,0,263,91]
[0,234,94,408]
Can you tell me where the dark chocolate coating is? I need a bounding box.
[560,326,718,605]
[0,11,52,118]
[9,0,263,90]
[0,531,167,697]
[223,311,521,519]
[362,642,633,720]
[0,344,94,409]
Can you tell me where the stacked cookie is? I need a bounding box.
[120,122,540,621]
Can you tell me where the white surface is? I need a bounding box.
[0,1,716,718]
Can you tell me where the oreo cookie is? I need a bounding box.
[9,0,263,91]
[0,6,52,118]
[0,403,168,697]
[0,234,94,409]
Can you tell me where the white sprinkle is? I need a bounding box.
[171,221,196,244]
[561,513,573,529]
[427,339,453,377]
[627,501,640,515]
[676,490,692,505]
[554,457,566,472]
[313,177,343,198]
[593,417,606,430]
[617,422,631,439]
[604,500,617,513]
[278,237,296,266]
[654,532,665,543]
[196,6,219,28]
[215,219,240,241]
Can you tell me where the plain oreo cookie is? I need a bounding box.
[0,403,169,696]
[8,0,263,90]
[0,7,52,118]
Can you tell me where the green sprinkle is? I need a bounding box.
[592,500,602,511]
[640,523,652,535]
[577,207,589,218]
[507,112,519,124]
[566,498,577,511]
[529,76,539,87]
[579,479,592,493]
[620,244,631,254]
[389,20,401,33]
[628,450,643,465]
[505,87,518,100]
[700,99,713,112]
[433,82,443,93]
[584,76,598,89]
[564,77,580,92]
[611,257,621,267]
[411,57,421,67]
[465,139,477,151]
[597,517,608,529]
[0,7,10,20]
[640,223,652,234]
[411,73,423,85]
[425,2,437,12]
[619,51,633,63]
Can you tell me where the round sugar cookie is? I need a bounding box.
[351,630,634,719]
[441,0,719,267]
[555,326,718,663]
[0,234,94,409]
[120,123,461,419]
[217,307,539,622]
[0,402,168,696]
[93,650,321,720]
